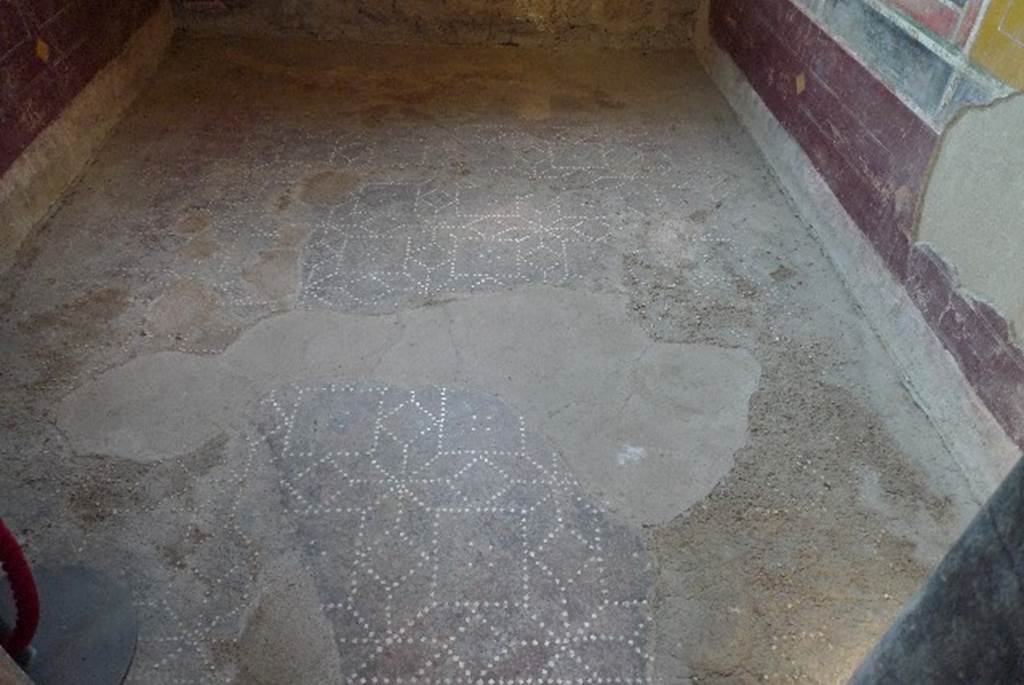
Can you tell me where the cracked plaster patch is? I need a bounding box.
[56,288,761,526]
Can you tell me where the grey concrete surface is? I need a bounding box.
[0,36,987,683]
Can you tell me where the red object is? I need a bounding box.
[0,518,39,658]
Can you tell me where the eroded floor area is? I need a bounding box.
[0,36,982,683]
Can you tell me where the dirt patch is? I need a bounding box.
[358,104,391,128]
[159,523,217,570]
[298,171,361,206]
[18,286,129,337]
[549,84,632,115]
[625,244,767,348]
[688,208,710,223]
[621,185,977,682]
[84,287,129,318]
[243,248,299,302]
[64,454,148,525]
[6,286,130,387]
[449,160,472,178]
[236,555,343,684]
[593,88,627,109]
[15,433,228,535]
[275,222,312,249]
[179,0,698,50]
[13,287,131,386]
[771,264,796,282]
[145,278,220,337]
[650,352,959,683]
[177,212,212,235]
[518,93,552,120]
[180,234,220,259]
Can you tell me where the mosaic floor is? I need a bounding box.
[299,126,687,312]
[132,384,650,683]
[0,36,982,685]
[267,384,650,682]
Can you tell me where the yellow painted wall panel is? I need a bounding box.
[972,0,1024,89]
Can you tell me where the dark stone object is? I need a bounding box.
[851,455,1024,684]
[1,566,138,685]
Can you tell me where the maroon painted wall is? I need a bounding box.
[711,0,936,278]
[710,0,1024,448]
[0,0,161,175]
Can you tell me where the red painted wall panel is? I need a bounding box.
[883,0,986,46]
[952,0,985,46]
[887,0,959,38]
[0,0,160,175]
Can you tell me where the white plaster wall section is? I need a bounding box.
[56,287,761,527]
[917,92,1024,339]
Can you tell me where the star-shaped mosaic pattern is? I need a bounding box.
[258,382,653,684]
